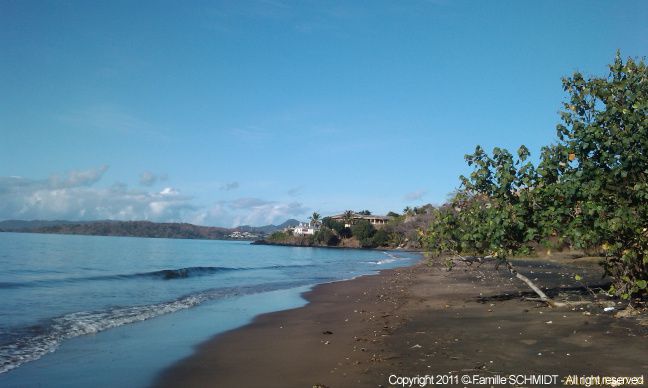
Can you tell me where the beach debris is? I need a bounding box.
[411,344,422,349]
[313,384,330,388]
[603,307,615,312]
[322,330,333,335]
[545,320,553,324]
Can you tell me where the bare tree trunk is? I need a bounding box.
[504,261,551,302]
[454,255,551,302]
[452,254,592,308]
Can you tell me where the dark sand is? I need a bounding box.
[155,258,648,387]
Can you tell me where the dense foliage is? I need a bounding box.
[18,220,233,240]
[313,227,340,246]
[351,220,376,247]
[267,213,404,248]
[424,53,648,298]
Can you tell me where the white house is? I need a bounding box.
[292,222,320,236]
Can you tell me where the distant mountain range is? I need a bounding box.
[235,219,301,234]
[0,219,302,240]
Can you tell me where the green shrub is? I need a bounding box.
[268,231,290,242]
[371,229,390,247]
[322,217,345,234]
[351,220,375,242]
[339,227,353,239]
[314,227,340,246]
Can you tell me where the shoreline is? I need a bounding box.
[154,265,416,388]
[155,257,648,388]
[251,239,424,253]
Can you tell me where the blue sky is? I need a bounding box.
[1,0,646,226]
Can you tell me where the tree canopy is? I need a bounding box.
[424,52,648,298]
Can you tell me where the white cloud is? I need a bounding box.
[0,168,195,222]
[403,190,426,201]
[160,187,180,196]
[0,169,309,227]
[232,200,306,226]
[48,165,109,188]
[192,198,307,227]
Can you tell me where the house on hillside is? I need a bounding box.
[330,213,390,228]
[292,222,320,236]
[228,231,259,239]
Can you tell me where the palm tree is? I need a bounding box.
[343,210,355,227]
[309,212,321,227]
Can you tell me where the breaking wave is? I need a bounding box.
[0,280,311,374]
[0,264,315,289]
[366,252,404,265]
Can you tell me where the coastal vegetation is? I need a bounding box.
[0,220,300,240]
[264,209,435,250]
[266,217,387,248]
[423,53,648,299]
[4,221,233,239]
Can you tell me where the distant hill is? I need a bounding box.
[0,219,102,230]
[0,219,302,241]
[1,220,232,240]
[235,219,301,234]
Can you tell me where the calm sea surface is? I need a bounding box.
[0,232,419,387]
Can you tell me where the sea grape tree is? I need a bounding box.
[553,52,648,298]
[425,144,539,259]
[424,53,648,299]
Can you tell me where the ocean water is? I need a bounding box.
[0,232,419,387]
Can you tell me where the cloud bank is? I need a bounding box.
[191,198,307,227]
[0,167,307,227]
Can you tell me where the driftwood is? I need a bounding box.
[453,254,592,308]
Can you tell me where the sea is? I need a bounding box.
[0,232,419,387]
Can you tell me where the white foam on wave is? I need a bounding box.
[366,252,403,265]
[368,258,397,265]
[0,294,206,374]
[0,280,311,374]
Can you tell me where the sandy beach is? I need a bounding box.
[155,257,648,387]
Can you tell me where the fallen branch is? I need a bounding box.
[500,259,551,302]
[452,254,583,308]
